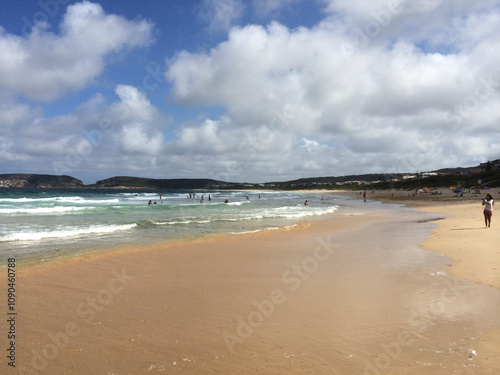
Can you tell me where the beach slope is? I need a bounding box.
[2,203,500,374]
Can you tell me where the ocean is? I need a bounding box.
[0,188,376,264]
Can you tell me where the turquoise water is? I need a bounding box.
[0,189,351,263]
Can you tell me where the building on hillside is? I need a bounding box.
[402,175,417,180]
[480,159,500,171]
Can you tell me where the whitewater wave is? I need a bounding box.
[0,196,122,204]
[149,219,212,225]
[143,205,339,226]
[222,205,339,221]
[0,206,89,215]
[0,223,137,242]
[226,201,246,206]
[230,227,280,235]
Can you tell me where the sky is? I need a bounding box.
[0,0,499,184]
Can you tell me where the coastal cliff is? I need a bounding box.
[0,174,84,188]
[93,176,230,190]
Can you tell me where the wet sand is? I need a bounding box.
[2,199,500,374]
[418,202,500,373]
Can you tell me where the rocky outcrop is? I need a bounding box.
[0,174,84,188]
[93,176,230,190]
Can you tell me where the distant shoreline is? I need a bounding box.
[2,168,499,190]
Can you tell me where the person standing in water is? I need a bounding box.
[482,194,494,228]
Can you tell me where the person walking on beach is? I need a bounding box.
[482,194,494,228]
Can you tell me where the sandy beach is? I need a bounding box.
[418,201,500,374]
[2,194,500,374]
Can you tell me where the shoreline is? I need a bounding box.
[418,203,500,290]
[342,189,500,291]
[13,219,314,272]
[417,201,500,372]
[18,191,495,288]
[3,197,500,373]
[352,190,500,372]
[0,189,337,267]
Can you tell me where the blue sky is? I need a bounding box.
[0,0,499,184]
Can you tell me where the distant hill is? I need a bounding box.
[1,160,499,190]
[269,171,500,190]
[268,173,405,186]
[91,176,235,190]
[0,174,84,188]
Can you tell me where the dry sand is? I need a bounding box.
[1,194,500,374]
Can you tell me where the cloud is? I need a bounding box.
[198,0,245,33]
[167,21,341,132]
[120,123,163,155]
[114,85,164,155]
[0,101,42,127]
[170,117,337,181]
[165,2,500,178]
[2,1,499,183]
[0,1,153,102]
[252,0,303,17]
[0,84,167,179]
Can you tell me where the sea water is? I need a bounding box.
[0,189,372,263]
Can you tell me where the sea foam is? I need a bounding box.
[0,223,137,242]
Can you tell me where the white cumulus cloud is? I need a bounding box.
[166,2,500,178]
[0,1,153,102]
[198,0,245,33]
